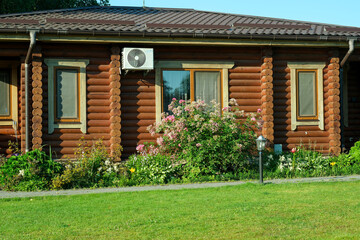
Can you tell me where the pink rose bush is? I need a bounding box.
[134,98,262,177]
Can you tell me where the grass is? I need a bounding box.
[1,181,360,239]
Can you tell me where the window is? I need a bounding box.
[155,61,234,122]
[288,62,325,130]
[54,68,80,122]
[0,62,18,129]
[45,59,89,134]
[162,69,221,113]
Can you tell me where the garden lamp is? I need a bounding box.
[256,135,267,184]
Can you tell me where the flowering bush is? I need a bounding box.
[274,146,328,173]
[133,99,261,179]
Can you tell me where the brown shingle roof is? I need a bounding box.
[0,6,359,41]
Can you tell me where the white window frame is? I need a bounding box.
[155,61,234,122]
[0,61,18,130]
[45,59,89,134]
[288,62,325,130]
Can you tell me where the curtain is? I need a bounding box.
[298,71,316,117]
[56,69,79,119]
[194,71,220,106]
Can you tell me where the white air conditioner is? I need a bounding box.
[122,47,154,70]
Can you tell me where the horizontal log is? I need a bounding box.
[229,73,261,79]
[87,99,110,106]
[88,106,110,113]
[234,99,261,106]
[121,92,155,100]
[87,78,111,85]
[121,85,155,93]
[274,137,330,144]
[121,119,155,127]
[274,131,329,138]
[46,140,110,148]
[122,133,153,141]
[122,126,149,134]
[229,86,261,93]
[87,64,110,72]
[122,113,155,120]
[229,66,261,73]
[121,106,155,114]
[228,80,261,86]
[43,133,110,141]
[120,79,155,87]
[88,113,110,120]
[229,92,261,99]
[87,85,111,93]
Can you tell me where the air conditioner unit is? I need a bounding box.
[122,47,154,70]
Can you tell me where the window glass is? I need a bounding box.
[194,71,220,106]
[162,70,190,112]
[55,69,79,120]
[0,70,10,116]
[298,71,316,117]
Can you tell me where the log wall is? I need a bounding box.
[272,47,332,153]
[40,43,112,158]
[0,42,350,157]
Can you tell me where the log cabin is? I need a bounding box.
[0,6,359,159]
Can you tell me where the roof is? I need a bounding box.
[0,6,359,41]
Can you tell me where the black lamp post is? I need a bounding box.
[256,135,267,184]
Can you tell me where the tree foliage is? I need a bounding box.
[0,0,110,14]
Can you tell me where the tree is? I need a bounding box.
[0,0,110,14]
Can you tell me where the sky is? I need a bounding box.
[109,0,360,27]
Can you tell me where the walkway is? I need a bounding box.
[1,175,360,199]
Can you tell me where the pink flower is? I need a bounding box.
[222,107,230,111]
[136,144,145,152]
[178,144,181,147]
[157,137,164,146]
[172,98,177,101]
[164,115,175,123]
[251,117,256,121]
[179,100,185,104]
[291,148,296,153]
[257,108,262,113]
[184,127,188,131]
[196,143,202,147]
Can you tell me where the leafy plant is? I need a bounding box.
[52,139,124,189]
[126,154,178,185]
[0,149,63,191]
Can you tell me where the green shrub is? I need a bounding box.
[0,149,63,191]
[126,154,178,185]
[52,139,125,189]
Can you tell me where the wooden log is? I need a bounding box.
[228,79,261,86]
[229,73,261,79]
[229,66,261,73]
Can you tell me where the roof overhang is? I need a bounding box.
[0,31,358,48]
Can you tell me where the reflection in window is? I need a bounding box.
[55,68,79,121]
[0,70,10,116]
[162,70,190,113]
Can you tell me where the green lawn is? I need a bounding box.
[1,181,360,240]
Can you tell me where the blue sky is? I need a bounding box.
[109,0,360,27]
